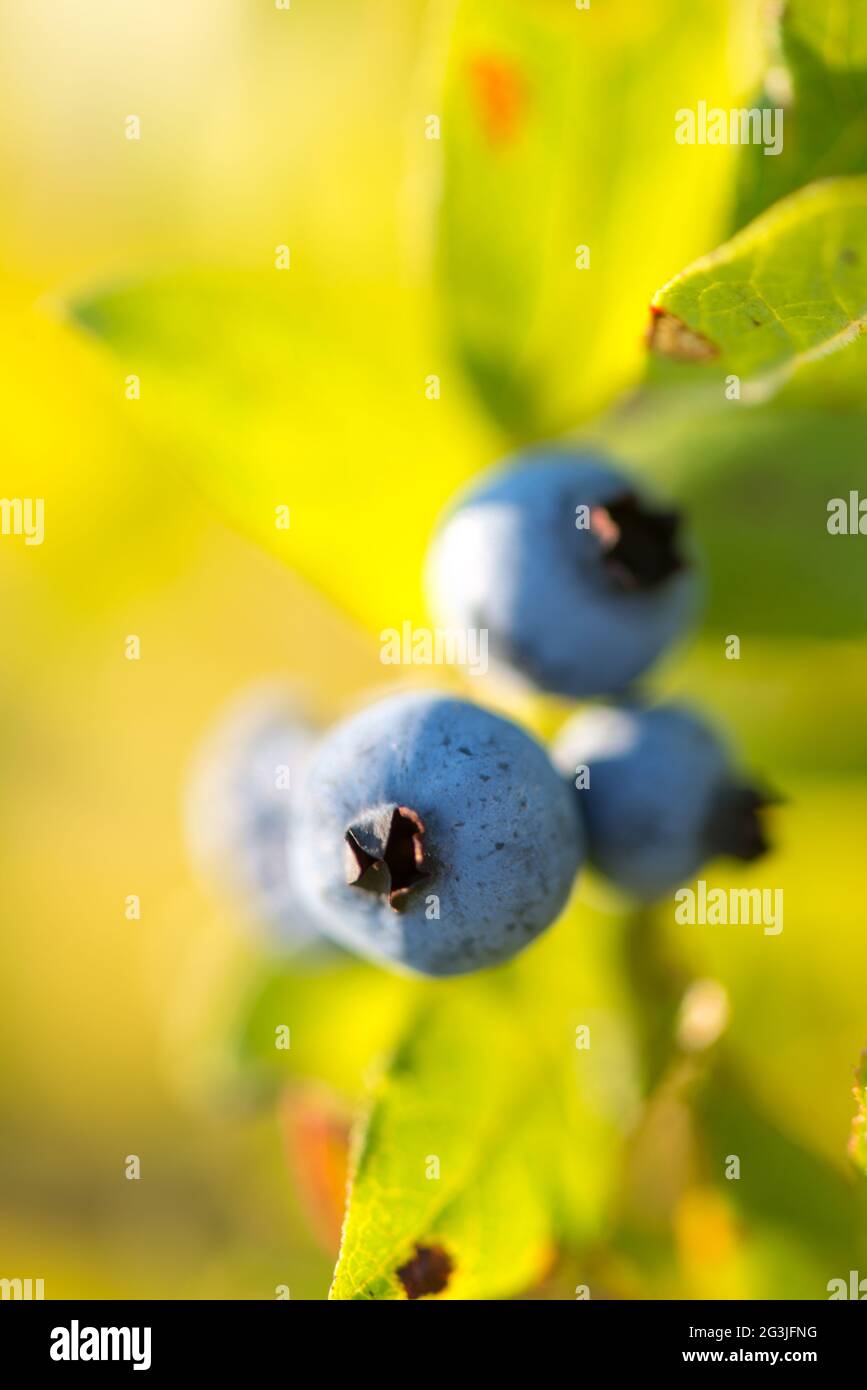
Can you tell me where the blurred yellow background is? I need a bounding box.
[0,0,419,1298]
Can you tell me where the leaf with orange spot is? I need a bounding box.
[467,54,527,147]
[434,0,745,435]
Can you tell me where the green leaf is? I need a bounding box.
[330,904,634,1300]
[435,0,754,436]
[606,908,867,1297]
[669,637,867,780]
[851,1049,867,1176]
[784,0,867,67]
[612,1059,867,1298]
[645,778,867,1177]
[330,989,552,1300]
[649,176,867,393]
[232,955,413,1102]
[70,272,496,633]
[733,0,867,229]
[168,936,414,1110]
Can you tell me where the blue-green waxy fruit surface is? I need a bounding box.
[293,691,583,977]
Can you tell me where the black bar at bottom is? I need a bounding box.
[0,1298,863,1374]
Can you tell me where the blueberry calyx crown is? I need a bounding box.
[704,783,773,863]
[345,803,429,911]
[589,493,685,590]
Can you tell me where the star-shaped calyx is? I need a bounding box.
[704,783,777,863]
[590,492,685,589]
[344,803,429,911]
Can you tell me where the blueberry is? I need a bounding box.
[425,449,698,698]
[185,682,323,949]
[552,702,772,899]
[291,691,583,976]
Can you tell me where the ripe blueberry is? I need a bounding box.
[552,702,772,899]
[185,682,322,949]
[291,691,583,976]
[425,450,698,698]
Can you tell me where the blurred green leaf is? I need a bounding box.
[170,936,415,1110]
[851,1049,867,1176]
[783,0,867,66]
[733,0,867,229]
[601,399,867,637]
[694,1062,867,1287]
[609,906,867,1297]
[435,0,752,436]
[611,1055,867,1298]
[663,637,867,780]
[70,272,496,633]
[677,412,867,637]
[649,176,867,394]
[646,779,867,1173]
[231,954,414,1101]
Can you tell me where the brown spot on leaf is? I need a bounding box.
[647,305,719,363]
[396,1243,453,1299]
[468,55,526,147]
